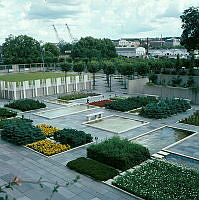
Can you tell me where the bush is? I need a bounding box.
[180,110,199,126]
[0,118,33,129]
[148,73,157,83]
[1,122,46,145]
[89,100,113,107]
[113,159,199,200]
[67,157,119,181]
[105,96,158,112]
[0,108,17,119]
[54,128,93,148]
[87,137,150,171]
[58,93,99,101]
[5,99,46,111]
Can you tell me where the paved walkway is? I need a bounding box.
[0,74,199,199]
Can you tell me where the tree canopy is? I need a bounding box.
[180,7,199,51]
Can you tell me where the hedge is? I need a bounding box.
[113,159,199,200]
[0,108,17,119]
[104,96,158,112]
[87,137,150,171]
[58,93,99,101]
[180,110,199,126]
[67,157,119,181]
[0,118,33,129]
[1,122,46,145]
[5,99,46,111]
[54,128,93,148]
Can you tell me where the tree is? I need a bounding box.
[103,61,115,91]
[73,61,85,76]
[2,35,41,64]
[87,60,101,89]
[42,43,60,57]
[58,42,73,55]
[180,7,199,51]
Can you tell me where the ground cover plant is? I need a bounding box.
[54,128,93,148]
[67,157,119,181]
[0,118,33,129]
[180,110,199,126]
[104,96,158,112]
[0,108,17,119]
[113,159,199,200]
[1,122,46,145]
[5,99,46,111]
[58,93,99,101]
[88,99,113,107]
[140,98,191,119]
[36,124,60,137]
[26,139,70,156]
[87,137,150,171]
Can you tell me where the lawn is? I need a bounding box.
[0,72,75,82]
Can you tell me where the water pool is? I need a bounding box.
[35,104,96,119]
[84,115,148,133]
[132,127,194,154]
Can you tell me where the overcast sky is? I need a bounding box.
[0,0,198,44]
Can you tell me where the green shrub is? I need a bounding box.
[0,118,33,129]
[113,159,199,200]
[87,137,150,171]
[0,108,17,119]
[1,122,46,145]
[105,96,158,112]
[148,73,158,83]
[67,157,119,181]
[5,99,46,111]
[180,110,199,126]
[58,93,99,101]
[54,128,93,148]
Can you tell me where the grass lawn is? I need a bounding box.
[0,72,75,82]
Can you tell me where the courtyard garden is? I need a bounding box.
[180,110,199,126]
[58,93,100,101]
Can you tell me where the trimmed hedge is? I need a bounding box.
[0,118,33,129]
[113,159,199,200]
[54,128,93,148]
[67,157,119,181]
[1,122,46,145]
[0,108,17,119]
[140,98,191,119]
[104,96,158,112]
[180,110,199,126]
[58,93,99,101]
[87,137,150,171]
[5,99,46,111]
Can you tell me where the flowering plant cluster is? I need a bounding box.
[37,124,60,137]
[89,100,113,107]
[26,139,70,156]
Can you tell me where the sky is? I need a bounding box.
[0,0,198,44]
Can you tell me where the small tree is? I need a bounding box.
[73,61,85,77]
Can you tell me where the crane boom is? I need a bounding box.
[65,23,78,44]
[52,24,62,42]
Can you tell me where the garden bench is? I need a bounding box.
[86,112,104,121]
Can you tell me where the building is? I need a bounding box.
[165,38,181,47]
[118,40,130,47]
[150,41,165,47]
[116,47,146,58]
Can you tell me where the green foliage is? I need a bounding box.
[148,73,157,83]
[54,128,93,148]
[180,110,199,126]
[186,76,195,87]
[0,118,33,129]
[67,157,119,181]
[60,62,72,73]
[73,61,85,74]
[0,108,17,119]
[87,137,150,171]
[171,75,182,86]
[1,122,46,145]
[5,99,46,112]
[42,42,60,57]
[105,96,158,112]
[58,93,99,101]
[113,159,199,200]
[140,98,191,119]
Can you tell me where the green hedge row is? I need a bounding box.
[140,98,191,119]
[54,128,93,148]
[5,99,46,111]
[1,122,46,145]
[0,118,33,129]
[180,110,199,126]
[87,137,150,171]
[67,157,119,181]
[113,159,199,200]
[58,93,99,101]
[105,96,158,112]
[0,108,17,119]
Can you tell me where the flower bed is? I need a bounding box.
[87,137,150,171]
[179,111,199,126]
[113,159,199,200]
[0,118,33,129]
[58,93,100,101]
[0,108,17,119]
[67,157,119,181]
[89,100,113,107]
[37,124,60,137]
[26,139,70,156]
[5,99,46,111]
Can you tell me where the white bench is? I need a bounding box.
[86,112,104,121]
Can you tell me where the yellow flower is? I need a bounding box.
[36,124,60,137]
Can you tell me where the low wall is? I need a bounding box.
[128,78,199,104]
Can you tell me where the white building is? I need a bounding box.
[116,47,146,57]
[165,38,181,47]
[119,40,130,47]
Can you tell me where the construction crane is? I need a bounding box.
[52,24,63,43]
[65,23,78,44]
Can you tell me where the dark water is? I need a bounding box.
[133,127,194,154]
